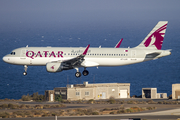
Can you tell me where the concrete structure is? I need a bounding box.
[172,84,180,99]
[45,90,54,102]
[157,93,167,99]
[50,81,130,101]
[142,88,167,99]
[142,88,157,99]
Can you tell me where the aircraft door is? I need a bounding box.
[131,50,136,58]
[50,94,54,101]
[20,49,26,59]
[119,90,127,98]
[101,92,106,99]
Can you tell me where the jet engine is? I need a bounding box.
[46,62,73,73]
[46,62,63,72]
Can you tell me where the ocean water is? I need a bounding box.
[0,20,180,99]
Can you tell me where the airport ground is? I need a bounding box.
[0,98,180,120]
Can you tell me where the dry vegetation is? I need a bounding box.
[0,106,156,118]
[0,98,21,102]
[0,103,65,110]
[0,95,179,118]
[61,98,180,105]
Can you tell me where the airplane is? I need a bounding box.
[3,21,171,78]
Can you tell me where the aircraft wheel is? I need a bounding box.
[82,70,89,76]
[23,72,27,76]
[75,72,81,78]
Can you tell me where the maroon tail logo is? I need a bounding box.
[144,23,167,50]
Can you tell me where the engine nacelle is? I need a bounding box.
[46,62,63,73]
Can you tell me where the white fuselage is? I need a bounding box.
[3,47,171,68]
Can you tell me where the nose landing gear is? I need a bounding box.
[23,65,28,76]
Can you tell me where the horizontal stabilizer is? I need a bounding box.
[145,52,161,58]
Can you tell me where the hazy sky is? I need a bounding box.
[0,0,180,31]
[1,1,180,21]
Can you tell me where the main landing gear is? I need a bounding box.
[23,65,28,76]
[75,68,89,78]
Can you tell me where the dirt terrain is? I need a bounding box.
[0,99,180,118]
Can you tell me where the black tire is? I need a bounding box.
[82,70,89,76]
[75,72,81,78]
[23,72,27,76]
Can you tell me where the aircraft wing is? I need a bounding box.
[62,44,90,67]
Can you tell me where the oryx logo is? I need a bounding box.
[51,65,55,69]
[144,23,167,50]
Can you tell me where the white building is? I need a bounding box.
[46,81,130,101]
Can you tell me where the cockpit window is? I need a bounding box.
[10,52,15,55]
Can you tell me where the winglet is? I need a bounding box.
[82,44,90,55]
[115,38,123,48]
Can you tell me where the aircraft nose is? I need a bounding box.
[2,56,9,63]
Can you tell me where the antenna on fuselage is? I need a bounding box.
[26,45,28,48]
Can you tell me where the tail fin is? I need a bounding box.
[136,21,168,50]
